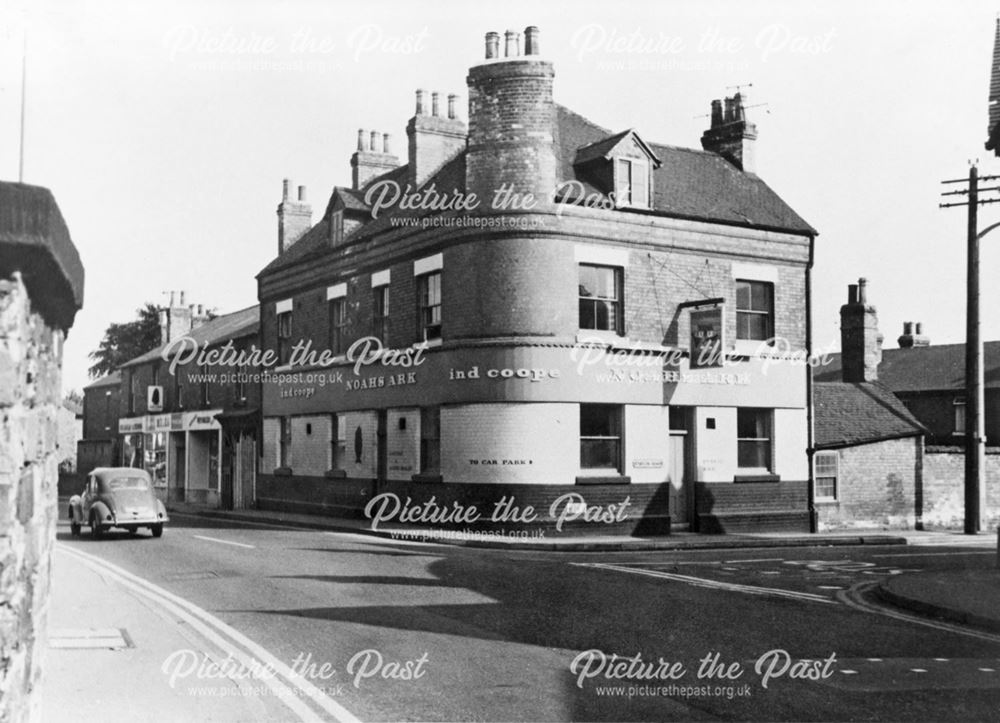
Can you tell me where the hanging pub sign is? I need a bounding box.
[690,304,724,369]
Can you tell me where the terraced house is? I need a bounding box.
[256,26,818,535]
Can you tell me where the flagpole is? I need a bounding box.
[18,28,26,183]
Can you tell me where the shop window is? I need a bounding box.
[814,451,838,501]
[579,264,623,333]
[953,397,966,435]
[418,272,441,341]
[277,310,293,365]
[737,408,772,471]
[420,407,441,475]
[329,299,347,354]
[580,404,622,471]
[736,280,774,341]
[279,417,291,468]
[234,375,246,403]
[615,158,649,208]
[330,414,346,469]
[373,286,390,345]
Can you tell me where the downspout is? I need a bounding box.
[805,233,817,533]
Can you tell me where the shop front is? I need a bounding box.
[259,341,811,534]
[118,410,223,507]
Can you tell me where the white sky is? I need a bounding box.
[3,0,999,394]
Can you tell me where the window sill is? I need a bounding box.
[733,339,774,357]
[575,475,631,485]
[733,473,780,483]
[418,338,442,349]
[576,331,627,345]
[815,498,838,505]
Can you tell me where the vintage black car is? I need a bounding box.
[69,467,168,538]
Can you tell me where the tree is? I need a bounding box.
[88,304,162,379]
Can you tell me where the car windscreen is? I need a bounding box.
[106,477,151,491]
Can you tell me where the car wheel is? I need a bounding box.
[90,513,103,539]
[70,521,80,537]
[151,524,163,538]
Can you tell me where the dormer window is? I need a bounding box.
[615,158,649,208]
[332,211,344,245]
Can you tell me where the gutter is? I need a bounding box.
[806,233,817,533]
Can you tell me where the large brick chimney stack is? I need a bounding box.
[840,277,883,383]
[466,25,556,209]
[276,179,312,254]
[406,89,466,189]
[700,92,758,173]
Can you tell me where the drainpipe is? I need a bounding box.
[806,233,817,533]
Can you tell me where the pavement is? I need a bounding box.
[41,500,1000,721]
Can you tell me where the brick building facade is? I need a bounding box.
[256,27,818,535]
[115,304,260,509]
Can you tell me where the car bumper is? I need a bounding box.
[109,515,168,526]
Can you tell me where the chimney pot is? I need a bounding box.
[724,97,736,123]
[383,133,391,155]
[179,291,186,306]
[356,129,365,151]
[282,179,290,201]
[710,99,723,128]
[524,26,540,55]
[504,29,520,57]
[915,322,923,335]
[848,284,858,304]
[903,321,914,335]
[431,91,440,117]
[858,277,868,304]
[169,291,175,307]
[447,94,457,120]
[485,31,500,59]
[416,89,426,115]
[297,185,306,202]
[370,130,378,152]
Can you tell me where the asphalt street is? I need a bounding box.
[55,513,1000,722]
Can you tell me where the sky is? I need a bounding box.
[2,0,999,395]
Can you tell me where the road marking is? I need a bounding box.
[193,534,255,549]
[980,668,996,672]
[872,551,995,558]
[840,670,858,675]
[576,562,836,605]
[934,658,949,662]
[724,558,784,563]
[839,582,1000,645]
[911,668,927,673]
[57,544,360,723]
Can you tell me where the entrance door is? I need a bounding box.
[668,432,689,526]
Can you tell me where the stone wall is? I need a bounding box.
[0,182,83,722]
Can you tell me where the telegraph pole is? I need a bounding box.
[940,165,999,533]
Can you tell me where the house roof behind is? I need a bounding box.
[120,304,260,368]
[813,341,1000,393]
[84,371,121,391]
[814,381,925,449]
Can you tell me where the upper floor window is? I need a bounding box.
[615,158,649,208]
[579,264,623,333]
[329,299,347,355]
[736,280,773,342]
[332,211,344,245]
[737,408,772,471]
[373,286,390,346]
[277,310,293,365]
[954,397,967,435]
[200,364,210,406]
[418,272,441,341]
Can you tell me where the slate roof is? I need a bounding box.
[259,102,815,276]
[120,305,260,368]
[813,342,1000,393]
[814,382,926,449]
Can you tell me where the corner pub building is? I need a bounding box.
[255,27,817,535]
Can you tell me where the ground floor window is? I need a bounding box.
[144,432,167,488]
[953,397,966,435]
[814,451,838,500]
[122,433,143,469]
[737,407,772,471]
[279,417,291,468]
[580,404,622,471]
[420,407,441,475]
[330,414,346,469]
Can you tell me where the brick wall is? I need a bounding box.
[922,448,1000,528]
[817,437,921,531]
[0,182,83,722]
